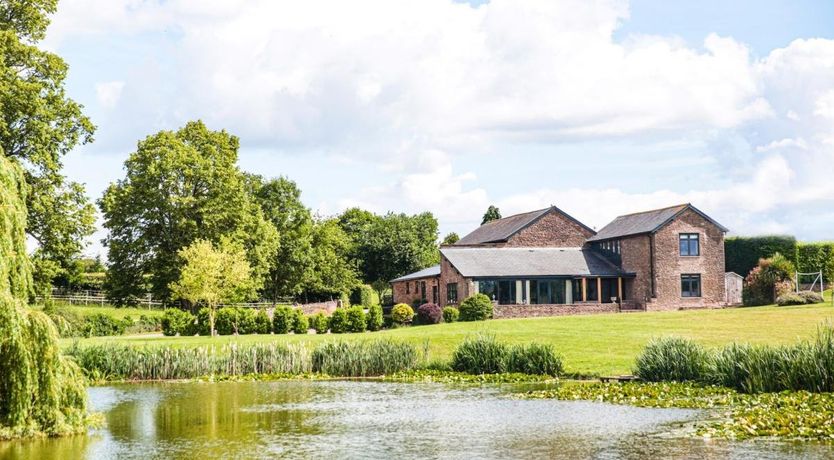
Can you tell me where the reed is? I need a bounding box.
[311,340,418,377]
[633,336,709,382]
[451,334,563,376]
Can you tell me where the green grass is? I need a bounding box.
[40,303,164,320]
[61,302,834,377]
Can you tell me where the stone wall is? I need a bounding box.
[493,302,619,318]
[503,209,595,247]
[650,208,726,311]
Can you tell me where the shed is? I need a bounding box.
[725,272,743,306]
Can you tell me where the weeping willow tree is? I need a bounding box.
[0,155,89,439]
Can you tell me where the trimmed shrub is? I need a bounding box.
[84,313,127,337]
[214,307,237,335]
[507,343,563,376]
[634,336,709,382]
[254,309,271,334]
[442,306,459,323]
[346,306,367,333]
[391,303,414,325]
[798,290,824,304]
[366,304,383,331]
[272,306,293,334]
[236,308,257,334]
[291,309,309,334]
[329,309,349,334]
[311,312,329,334]
[352,284,380,307]
[125,314,162,334]
[161,308,196,336]
[459,294,493,321]
[451,334,508,374]
[777,292,806,306]
[195,307,211,335]
[416,303,442,325]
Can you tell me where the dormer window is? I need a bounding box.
[679,233,700,256]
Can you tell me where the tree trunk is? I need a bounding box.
[210,305,216,337]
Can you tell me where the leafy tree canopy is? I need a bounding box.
[1,0,96,271]
[442,232,460,245]
[481,205,501,225]
[302,218,359,301]
[249,175,314,301]
[99,121,279,303]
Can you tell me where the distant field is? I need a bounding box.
[62,300,834,376]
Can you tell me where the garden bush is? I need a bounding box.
[235,308,257,334]
[459,294,493,321]
[442,306,459,323]
[634,336,709,382]
[366,304,383,331]
[272,306,293,334]
[346,306,367,333]
[161,308,196,336]
[777,292,806,306]
[291,309,309,334]
[798,290,824,304]
[743,253,795,306]
[416,303,442,325]
[214,307,238,335]
[391,303,414,326]
[352,284,380,307]
[124,314,162,334]
[254,309,272,334]
[84,313,128,337]
[195,307,211,335]
[329,308,349,334]
[311,312,329,334]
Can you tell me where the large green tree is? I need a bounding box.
[99,121,279,303]
[481,205,502,225]
[338,209,439,290]
[249,175,314,302]
[302,218,359,301]
[1,0,96,275]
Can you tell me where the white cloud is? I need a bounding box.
[44,1,834,245]
[95,81,125,109]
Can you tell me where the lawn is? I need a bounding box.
[62,301,834,376]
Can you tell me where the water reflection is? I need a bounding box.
[1,381,832,459]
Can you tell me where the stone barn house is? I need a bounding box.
[391,204,729,318]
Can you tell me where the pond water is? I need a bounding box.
[1,381,832,459]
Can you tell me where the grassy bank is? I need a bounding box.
[62,302,834,376]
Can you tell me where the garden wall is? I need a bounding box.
[493,302,619,318]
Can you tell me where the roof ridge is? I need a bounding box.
[615,203,689,218]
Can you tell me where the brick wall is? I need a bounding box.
[391,276,440,306]
[619,234,652,306]
[438,254,470,306]
[650,208,726,310]
[493,302,619,318]
[503,210,595,247]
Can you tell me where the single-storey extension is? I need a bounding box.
[391,203,728,317]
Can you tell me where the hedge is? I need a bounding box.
[725,235,797,278]
[796,242,834,283]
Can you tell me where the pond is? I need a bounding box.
[1,381,832,459]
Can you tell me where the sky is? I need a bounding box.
[41,0,834,258]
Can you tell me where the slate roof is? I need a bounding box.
[455,206,595,245]
[439,247,630,278]
[390,265,440,283]
[587,203,728,242]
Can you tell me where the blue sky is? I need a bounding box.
[42,0,834,257]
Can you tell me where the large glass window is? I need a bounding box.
[586,278,599,302]
[681,274,701,297]
[530,279,567,304]
[498,280,516,304]
[420,281,426,302]
[601,278,619,303]
[478,280,498,301]
[446,283,458,304]
[679,233,700,256]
